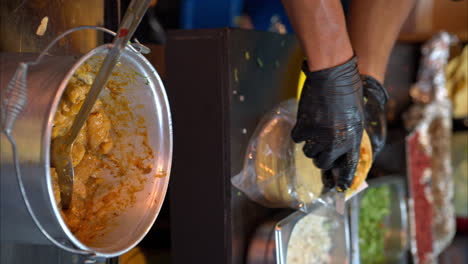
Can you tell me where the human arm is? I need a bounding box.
[282,0,364,190]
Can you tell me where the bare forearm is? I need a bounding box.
[282,0,353,71]
[348,0,416,83]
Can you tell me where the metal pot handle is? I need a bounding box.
[0,26,147,261]
[3,133,97,259]
[1,26,147,136]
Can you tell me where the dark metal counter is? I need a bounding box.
[166,28,422,264]
[166,28,301,264]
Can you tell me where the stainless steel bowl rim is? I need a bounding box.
[44,44,172,257]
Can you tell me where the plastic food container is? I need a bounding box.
[452,131,468,233]
[247,197,349,264]
[355,176,409,264]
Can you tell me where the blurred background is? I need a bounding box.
[0,0,467,264]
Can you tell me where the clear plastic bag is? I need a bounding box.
[232,99,368,212]
[404,32,456,262]
[231,99,323,212]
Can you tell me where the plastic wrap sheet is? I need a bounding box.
[409,32,458,104]
[404,32,456,264]
[232,99,367,213]
[231,99,324,212]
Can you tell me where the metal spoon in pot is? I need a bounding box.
[51,0,153,210]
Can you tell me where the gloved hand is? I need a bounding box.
[361,75,389,159]
[292,56,364,191]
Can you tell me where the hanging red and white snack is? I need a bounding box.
[404,32,457,264]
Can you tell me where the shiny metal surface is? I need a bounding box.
[276,207,349,264]
[0,243,106,264]
[50,136,75,210]
[0,45,172,258]
[1,26,143,257]
[247,220,277,264]
[348,195,360,264]
[247,205,350,264]
[53,0,152,210]
[1,53,79,246]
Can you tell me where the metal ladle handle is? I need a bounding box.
[64,0,152,146]
[1,26,138,260]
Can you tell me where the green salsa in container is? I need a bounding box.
[359,185,392,264]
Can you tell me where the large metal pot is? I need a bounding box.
[0,42,172,258]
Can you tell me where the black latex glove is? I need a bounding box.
[361,75,389,159]
[292,56,364,191]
